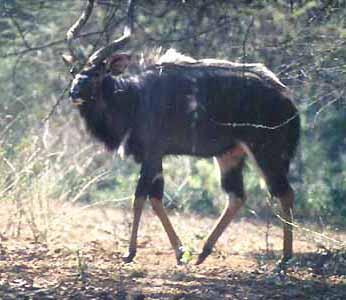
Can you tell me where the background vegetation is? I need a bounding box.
[1,0,346,230]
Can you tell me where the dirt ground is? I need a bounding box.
[0,204,345,300]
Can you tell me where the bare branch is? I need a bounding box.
[9,15,31,50]
[0,31,103,59]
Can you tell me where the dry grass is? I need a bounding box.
[0,201,345,300]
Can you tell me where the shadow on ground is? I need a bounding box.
[0,239,345,300]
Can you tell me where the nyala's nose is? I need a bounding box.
[69,88,80,100]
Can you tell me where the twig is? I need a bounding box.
[0,114,21,142]
[136,17,233,44]
[313,91,345,126]
[41,83,71,124]
[70,171,110,203]
[0,31,104,59]
[208,93,323,130]
[266,195,346,247]
[242,16,255,63]
[9,15,31,49]
[78,196,132,211]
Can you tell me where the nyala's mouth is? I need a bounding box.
[70,98,85,106]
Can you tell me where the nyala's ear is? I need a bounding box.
[62,54,75,66]
[106,53,132,75]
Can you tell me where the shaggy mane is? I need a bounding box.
[131,48,286,90]
[157,48,286,90]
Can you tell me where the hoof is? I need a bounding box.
[122,251,136,263]
[195,247,212,265]
[280,254,293,265]
[274,255,294,273]
[175,249,184,265]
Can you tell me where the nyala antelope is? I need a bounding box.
[63,0,300,265]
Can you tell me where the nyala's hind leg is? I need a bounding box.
[196,147,246,265]
[263,174,294,262]
[245,145,295,262]
[278,186,294,261]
